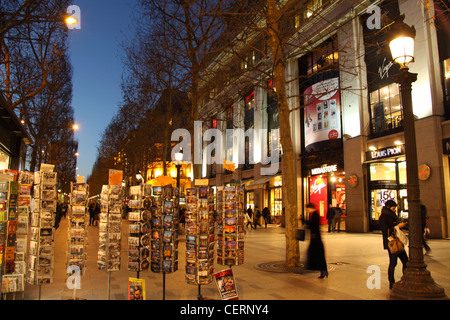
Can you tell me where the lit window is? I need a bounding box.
[370,83,403,134]
[304,0,322,20]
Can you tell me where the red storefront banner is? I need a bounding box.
[309,176,328,225]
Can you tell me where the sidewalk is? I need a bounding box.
[21,217,450,300]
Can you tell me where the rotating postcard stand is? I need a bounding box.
[97,169,123,300]
[150,184,179,300]
[0,170,34,300]
[26,165,58,300]
[66,177,89,300]
[184,181,216,300]
[215,185,244,300]
[127,184,152,281]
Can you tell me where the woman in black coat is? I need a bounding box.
[379,200,408,289]
[305,203,328,278]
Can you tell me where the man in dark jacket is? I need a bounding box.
[379,200,408,289]
[326,207,336,232]
[262,207,270,228]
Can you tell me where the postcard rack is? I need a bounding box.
[216,185,245,267]
[66,180,89,299]
[0,170,34,299]
[27,169,58,299]
[127,184,152,276]
[150,185,179,300]
[183,184,216,299]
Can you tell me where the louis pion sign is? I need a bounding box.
[366,145,405,161]
[443,138,450,155]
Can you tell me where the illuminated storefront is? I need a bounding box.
[0,94,32,170]
[268,175,282,222]
[305,163,345,226]
[366,145,407,229]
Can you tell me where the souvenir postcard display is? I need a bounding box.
[66,180,89,274]
[216,186,244,266]
[127,184,152,272]
[128,277,145,300]
[184,186,216,285]
[1,170,33,293]
[27,169,57,285]
[97,183,123,272]
[214,268,239,300]
[150,185,179,274]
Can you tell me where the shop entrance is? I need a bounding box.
[368,158,407,229]
[307,171,346,228]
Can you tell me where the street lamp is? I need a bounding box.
[174,150,183,190]
[136,172,144,185]
[65,16,77,26]
[387,15,447,300]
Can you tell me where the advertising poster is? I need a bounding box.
[304,77,341,151]
[108,169,123,186]
[214,268,239,300]
[309,176,328,225]
[128,277,145,300]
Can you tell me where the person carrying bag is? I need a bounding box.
[379,200,408,289]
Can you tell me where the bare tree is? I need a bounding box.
[1,0,77,188]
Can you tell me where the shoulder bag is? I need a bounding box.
[388,229,405,254]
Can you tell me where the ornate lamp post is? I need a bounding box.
[387,15,447,300]
[174,150,183,190]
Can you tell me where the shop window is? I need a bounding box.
[304,0,322,20]
[444,58,450,109]
[368,159,408,227]
[369,162,396,182]
[224,106,234,173]
[267,81,282,159]
[305,37,338,76]
[246,191,254,210]
[269,176,283,219]
[370,83,403,134]
[226,105,234,129]
[244,92,254,170]
[398,161,407,185]
[0,150,10,170]
[371,189,398,221]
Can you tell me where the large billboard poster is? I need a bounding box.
[304,77,341,151]
[309,175,328,225]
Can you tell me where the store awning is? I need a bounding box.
[246,175,280,190]
[0,93,33,146]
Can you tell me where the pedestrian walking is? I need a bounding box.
[254,206,262,229]
[305,203,328,279]
[89,203,95,226]
[421,203,431,255]
[246,206,254,229]
[179,206,186,228]
[379,199,408,289]
[262,207,270,228]
[245,206,253,230]
[327,206,336,232]
[93,202,100,226]
[62,202,68,219]
[332,204,343,232]
[54,202,63,230]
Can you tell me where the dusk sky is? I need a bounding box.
[67,0,138,180]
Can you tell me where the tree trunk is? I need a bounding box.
[267,0,300,268]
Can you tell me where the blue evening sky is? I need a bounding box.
[67,0,138,179]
